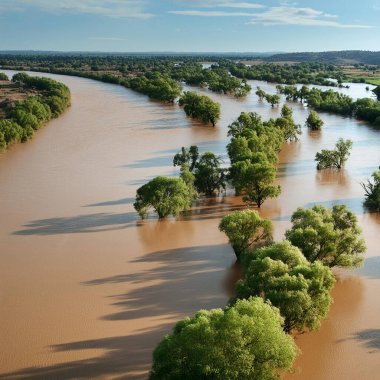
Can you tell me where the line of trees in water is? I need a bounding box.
[130,88,372,376]
[275,84,380,127]
[0,73,70,149]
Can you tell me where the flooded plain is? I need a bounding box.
[0,70,380,379]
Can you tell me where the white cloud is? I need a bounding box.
[246,6,372,28]
[170,4,372,28]
[0,0,153,19]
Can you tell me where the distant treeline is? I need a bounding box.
[266,50,380,65]
[225,62,344,86]
[0,73,70,149]
[0,55,251,98]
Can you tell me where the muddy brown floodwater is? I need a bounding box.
[0,70,380,379]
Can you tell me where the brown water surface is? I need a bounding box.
[0,71,380,379]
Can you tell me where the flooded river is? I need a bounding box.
[0,71,379,379]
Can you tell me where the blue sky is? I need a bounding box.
[0,0,379,52]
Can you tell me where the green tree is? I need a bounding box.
[265,94,280,108]
[315,138,353,170]
[179,91,221,126]
[150,297,297,380]
[361,167,380,211]
[276,105,301,142]
[285,205,366,268]
[255,86,266,100]
[230,160,280,208]
[235,241,335,333]
[173,145,199,171]
[134,176,193,219]
[305,110,324,130]
[219,210,273,259]
[194,152,226,195]
[180,164,198,202]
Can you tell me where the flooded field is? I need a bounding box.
[1,70,380,379]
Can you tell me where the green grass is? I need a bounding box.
[366,78,380,86]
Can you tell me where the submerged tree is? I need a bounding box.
[305,110,324,131]
[173,145,199,171]
[230,159,281,208]
[255,86,266,101]
[285,205,366,268]
[134,176,193,219]
[361,167,380,211]
[219,210,273,259]
[179,91,221,126]
[150,297,298,380]
[315,138,353,170]
[234,241,335,333]
[194,152,226,195]
[265,94,280,108]
[276,104,301,142]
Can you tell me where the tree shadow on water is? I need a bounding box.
[83,244,233,321]
[352,329,380,352]
[13,212,140,235]
[0,324,171,380]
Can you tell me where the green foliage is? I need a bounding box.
[362,167,380,211]
[0,73,70,149]
[0,72,8,80]
[305,110,324,130]
[235,241,335,333]
[179,91,221,126]
[265,94,280,107]
[255,86,266,100]
[219,210,273,259]
[173,145,199,171]
[229,62,343,87]
[180,164,198,202]
[276,105,301,142]
[231,159,281,208]
[150,297,297,380]
[285,205,366,268]
[128,72,182,102]
[134,176,193,219]
[315,138,353,170]
[193,152,226,195]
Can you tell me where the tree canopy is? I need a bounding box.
[285,205,366,268]
[193,152,226,195]
[150,297,297,380]
[235,241,335,333]
[219,210,273,259]
[179,91,221,126]
[134,176,193,219]
[315,138,353,170]
[305,110,324,131]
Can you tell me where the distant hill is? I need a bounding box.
[265,51,380,65]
